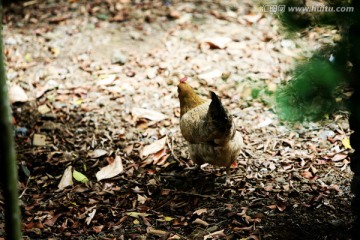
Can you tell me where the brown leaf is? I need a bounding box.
[132,108,168,122]
[161,189,171,195]
[156,154,169,166]
[44,213,62,227]
[9,85,29,103]
[277,202,287,212]
[147,227,169,237]
[140,157,154,167]
[204,230,226,239]
[168,8,181,19]
[192,218,209,227]
[58,165,73,190]
[193,208,207,216]
[33,134,46,146]
[301,170,313,179]
[233,226,253,231]
[264,185,273,191]
[198,69,223,81]
[240,14,263,24]
[48,14,71,23]
[110,11,129,22]
[96,156,124,181]
[141,137,168,158]
[331,153,347,162]
[153,148,167,162]
[92,225,104,233]
[201,37,232,49]
[96,74,116,86]
[86,208,97,225]
[88,149,108,158]
[124,144,133,155]
[267,205,277,210]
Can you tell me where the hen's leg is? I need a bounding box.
[225,166,233,186]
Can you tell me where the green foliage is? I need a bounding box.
[251,88,261,99]
[276,57,344,121]
[271,0,360,122]
[276,0,353,32]
[277,0,312,32]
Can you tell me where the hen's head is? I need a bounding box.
[177,77,192,96]
[177,76,205,116]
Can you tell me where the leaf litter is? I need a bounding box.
[3,0,353,239]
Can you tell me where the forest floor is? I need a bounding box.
[0,0,354,239]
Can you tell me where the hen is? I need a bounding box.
[177,77,243,183]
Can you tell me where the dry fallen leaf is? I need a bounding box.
[147,227,168,237]
[241,13,263,24]
[155,154,169,166]
[38,104,51,114]
[33,134,46,146]
[332,153,347,162]
[58,165,73,190]
[141,136,168,158]
[198,69,222,81]
[193,208,207,216]
[44,213,62,227]
[153,148,167,162]
[137,194,147,204]
[92,225,104,233]
[202,37,232,49]
[126,212,150,218]
[132,107,168,122]
[301,170,313,179]
[96,156,124,181]
[86,208,97,225]
[35,80,59,99]
[168,235,181,240]
[192,218,209,227]
[9,85,29,103]
[342,138,352,149]
[96,74,117,86]
[276,201,287,212]
[88,149,108,158]
[204,230,226,239]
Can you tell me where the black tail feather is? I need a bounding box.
[208,91,232,133]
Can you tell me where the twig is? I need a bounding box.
[19,176,32,199]
[167,136,188,167]
[169,189,223,199]
[324,169,334,178]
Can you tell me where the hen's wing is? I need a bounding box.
[207,91,235,144]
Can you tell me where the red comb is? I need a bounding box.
[180,76,188,83]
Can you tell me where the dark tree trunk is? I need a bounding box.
[0,3,22,240]
[348,3,360,237]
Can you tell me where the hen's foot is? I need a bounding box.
[185,165,200,176]
[185,165,200,171]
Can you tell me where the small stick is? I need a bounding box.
[167,136,189,167]
[169,189,222,199]
[19,176,32,199]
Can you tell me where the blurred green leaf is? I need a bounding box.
[276,58,344,122]
[73,170,89,183]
